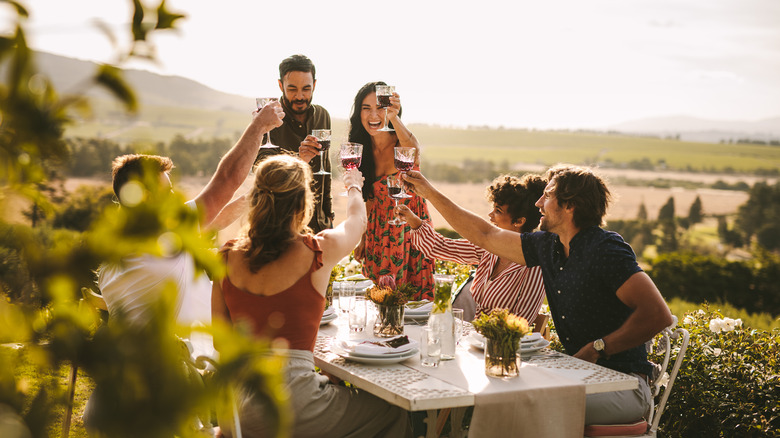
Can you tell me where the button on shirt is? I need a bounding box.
[521,226,652,376]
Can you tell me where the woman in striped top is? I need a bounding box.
[396,174,547,323]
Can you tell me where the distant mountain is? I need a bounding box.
[33,51,251,112]
[609,115,780,143]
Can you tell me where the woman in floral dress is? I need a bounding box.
[348,81,434,299]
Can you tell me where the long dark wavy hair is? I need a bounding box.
[236,155,314,272]
[347,81,402,201]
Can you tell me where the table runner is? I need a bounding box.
[406,331,586,438]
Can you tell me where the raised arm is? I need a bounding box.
[402,171,527,265]
[205,192,248,231]
[396,204,483,265]
[574,272,674,362]
[192,102,284,227]
[387,92,420,161]
[318,169,368,270]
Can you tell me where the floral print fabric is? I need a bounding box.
[362,172,435,300]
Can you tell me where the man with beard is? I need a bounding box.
[400,165,673,429]
[260,54,333,233]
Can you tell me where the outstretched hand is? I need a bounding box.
[343,168,364,191]
[253,100,284,132]
[401,170,434,198]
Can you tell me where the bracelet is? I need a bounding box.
[347,184,362,193]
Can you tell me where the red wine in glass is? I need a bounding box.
[341,155,361,170]
[377,94,392,108]
[386,175,406,226]
[319,140,331,152]
[388,186,403,197]
[394,157,414,172]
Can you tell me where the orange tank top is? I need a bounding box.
[219,235,325,352]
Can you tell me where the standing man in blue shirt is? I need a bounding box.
[258,54,333,233]
[401,164,673,426]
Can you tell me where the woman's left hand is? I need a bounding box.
[343,168,364,190]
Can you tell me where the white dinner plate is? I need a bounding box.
[465,333,550,354]
[336,347,419,364]
[320,312,337,326]
[520,339,550,353]
[336,338,419,358]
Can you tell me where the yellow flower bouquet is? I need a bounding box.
[367,276,416,337]
[472,308,530,378]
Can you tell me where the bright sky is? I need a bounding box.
[4,0,780,129]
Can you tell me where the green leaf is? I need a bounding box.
[94,64,138,112]
[155,0,186,29]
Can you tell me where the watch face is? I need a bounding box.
[594,339,605,351]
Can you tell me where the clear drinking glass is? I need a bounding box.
[386,174,406,226]
[349,296,367,332]
[420,326,441,367]
[311,129,331,176]
[255,97,280,148]
[453,308,464,346]
[338,282,355,313]
[375,85,395,132]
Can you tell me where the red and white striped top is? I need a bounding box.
[410,222,546,323]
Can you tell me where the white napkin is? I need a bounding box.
[339,338,417,356]
[405,301,433,314]
[322,307,335,317]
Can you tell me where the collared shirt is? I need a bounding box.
[262,101,333,233]
[410,222,545,323]
[521,226,652,376]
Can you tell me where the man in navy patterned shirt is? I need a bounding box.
[402,165,673,426]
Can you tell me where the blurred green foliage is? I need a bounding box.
[0,2,287,437]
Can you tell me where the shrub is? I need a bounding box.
[654,306,780,437]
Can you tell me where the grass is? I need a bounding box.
[0,345,91,438]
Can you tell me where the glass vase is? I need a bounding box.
[430,274,456,360]
[374,305,405,337]
[484,337,520,378]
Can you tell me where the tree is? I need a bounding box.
[658,196,676,222]
[637,201,648,221]
[688,195,703,225]
[657,196,678,253]
[736,182,780,249]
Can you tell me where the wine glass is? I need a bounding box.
[375,85,395,132]
[311,129,331,176]
[386,174,406,226]
[339,142,363,196]
[256,97,280,149]
[393,146,415,199]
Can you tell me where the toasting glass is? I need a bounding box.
[339,142,364,197]
[256,97,280,148]
[387,174,407,226]
[375,85,395,132]
[311,129,331,176]
[393,146,415,199]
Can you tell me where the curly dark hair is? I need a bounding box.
[545,164,612,229]
[486,174,547,232]
[347,81,402,201]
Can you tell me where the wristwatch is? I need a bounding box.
[593,338,608,359]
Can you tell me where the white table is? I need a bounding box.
[315,311,637,438]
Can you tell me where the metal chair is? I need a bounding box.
[584,322,691,438]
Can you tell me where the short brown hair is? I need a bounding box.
[111,154,174,200]
[486,174,547,232]
[545,164,611,228]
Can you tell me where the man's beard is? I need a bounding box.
[282,96,311,115]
